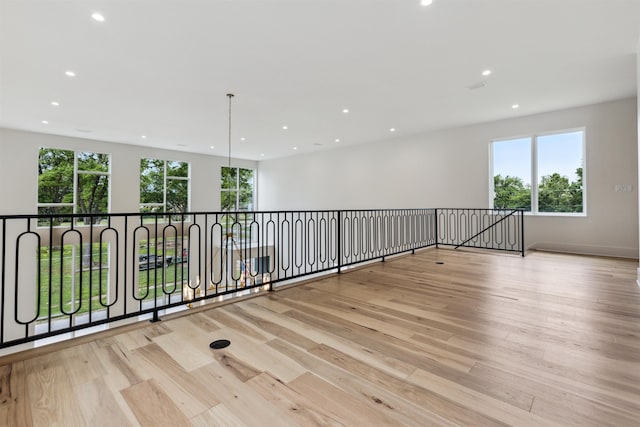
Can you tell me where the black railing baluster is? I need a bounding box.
[0,219,5,344]
[337,211,342,273]
[521,210,525,257]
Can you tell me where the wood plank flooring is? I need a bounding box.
[1,249,639,426]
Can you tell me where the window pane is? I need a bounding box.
[238,169,254,211]
[221,191,237,211]
[238,194,252,211]
[221,167,237,190]
[140,158,165,204]
[166,179,188,212]
[492,138,531,211]
[140,205,165,214]
[238,186,253,211]
[78,152,109,172]
[239,168,254,187]
[167,160,188,178]
[537,131,584,213]
[76,174,109,214]
[37,206,73,226]
[38,148,74,204]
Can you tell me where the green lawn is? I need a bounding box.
[37,239,191,320]
[34,222,259,321]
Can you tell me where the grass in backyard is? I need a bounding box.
[36,239,191,320]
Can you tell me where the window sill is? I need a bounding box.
[523,212,587,218]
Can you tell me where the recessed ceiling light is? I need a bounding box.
[41,120,49,124]
[65,70,76,77]
[91,12,105,22]
[292,146,298,150]
[482,69,492,76]
[51,101,60,107]
[282,125,288,130]
[421,0,433,6]
[210,145,215,149]
[260,153,265,157]
[342,108,349,114]
[390,128,396,132]
[141,135,147,139]
[335,138,340,143]
[240,137,246,141]
[512,104,519,109]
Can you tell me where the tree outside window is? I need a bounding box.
[38,148,110,225]
[491,130,584,214]
[221,167,254,211]
[492,137,531,211]
[221,167,255,244]
[140,158,189,215]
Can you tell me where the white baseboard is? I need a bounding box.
[528,241,639,259]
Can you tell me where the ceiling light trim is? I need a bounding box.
[91,12,105,22]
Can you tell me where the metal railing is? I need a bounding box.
[436,208,524,255]
[0,208,522,349]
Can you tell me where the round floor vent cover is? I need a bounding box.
[209,339,231,349]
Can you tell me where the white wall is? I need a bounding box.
[259,98,639,258]
[0,128,257,215]
[637,45,640,281]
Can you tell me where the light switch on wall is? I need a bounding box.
[614,184,633,192]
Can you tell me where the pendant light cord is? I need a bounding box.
[227,93,234,172]
[224,93,244,285]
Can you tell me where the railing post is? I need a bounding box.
[337,211,342,274]
[520,210,525,257]
[434,208,439,248]
[1,219,5,345]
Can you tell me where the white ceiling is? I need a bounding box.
[1,0,639,160]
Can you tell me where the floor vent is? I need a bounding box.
[209,339,231,349]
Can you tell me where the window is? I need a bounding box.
[38,148,110,225]
[140,159,190,213]
[491,129,584,214]
[221,167,254,211]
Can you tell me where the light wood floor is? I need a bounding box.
[1,249,640,426]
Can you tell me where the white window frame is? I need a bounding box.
[221,166,255,212]
[140,159,191,213]
[489,127,586,216]
[37,148,112,223]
